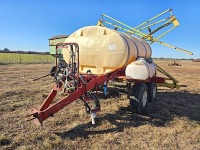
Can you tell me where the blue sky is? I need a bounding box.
[0,0,199,58]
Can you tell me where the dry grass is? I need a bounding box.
[0,60,200,150]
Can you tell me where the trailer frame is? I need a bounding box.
[27,43,184,125]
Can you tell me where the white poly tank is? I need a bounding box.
[125,59,156,80]
[63,26,152,75]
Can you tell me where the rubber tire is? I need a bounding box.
[147,82,157,102]
[129,83,148,114]
[50,66,56,76]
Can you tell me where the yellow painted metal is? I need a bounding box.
[156,40,193,55]
[153,26,177,42]
[157,83,186,89]
[98,20,144,37]
[134,8,172,29]
[149,16,179,43]
[139,17,170,31]
[156,64,178,83]
[171,16,180,26]
[97,20,105,26]
[156,64,187,89]
[97,9,193,55]
[101,14,146,37]
[99,18,153,42]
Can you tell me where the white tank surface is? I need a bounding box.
[63,26,152,75]
[125,59,156,80]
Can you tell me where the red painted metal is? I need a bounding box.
[39,87,57,111]
[29,68,166,125]
[30,69,123,124]
[28,42,167,125]
[149,76,165,83]
[193,59,200,62]
[35,87,84,124]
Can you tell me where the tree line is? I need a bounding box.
[0,48,50,55]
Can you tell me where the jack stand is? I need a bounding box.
[91,112,96,124]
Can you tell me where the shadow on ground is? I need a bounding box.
[55,88,200,140]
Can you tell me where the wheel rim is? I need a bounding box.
[142,90,148,107]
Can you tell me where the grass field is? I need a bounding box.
[0,53,54,64]
[0,60,199,149]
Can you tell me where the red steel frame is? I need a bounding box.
[27,43,165,125]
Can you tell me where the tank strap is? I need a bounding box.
[134,36,147,58]
[145,43,152,57]
[140,41,147,58]
[119,33,130,67]
[125,34,139,58]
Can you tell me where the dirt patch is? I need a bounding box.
[0,61,200,150]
